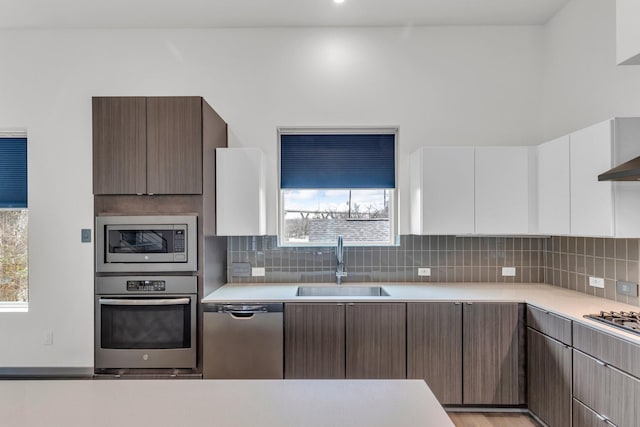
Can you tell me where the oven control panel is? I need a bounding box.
[126,280,166,292]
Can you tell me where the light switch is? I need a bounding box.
[81,229,91,243]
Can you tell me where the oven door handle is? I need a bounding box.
[99,298,191,306]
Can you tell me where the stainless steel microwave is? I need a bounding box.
[96,215,197,273]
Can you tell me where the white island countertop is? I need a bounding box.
[1,379,453,427]
[203,282,640,345]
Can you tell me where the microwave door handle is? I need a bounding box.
[99,298,191,306]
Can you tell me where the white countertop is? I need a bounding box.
[0,379,452,427]
[203,282,640,345]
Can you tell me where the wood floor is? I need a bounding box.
[448,412,542,427]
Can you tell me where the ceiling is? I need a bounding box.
[0,0,571,29]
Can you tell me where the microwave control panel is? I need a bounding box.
[174,230,185,253]
[126,280,166,292]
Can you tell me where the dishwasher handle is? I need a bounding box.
[204,303,284,314]
[221,305,268,314]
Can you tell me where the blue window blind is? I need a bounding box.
[280,133,395,189]
[0,138,28,208]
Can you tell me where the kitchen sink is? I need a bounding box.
[296,286,390,297]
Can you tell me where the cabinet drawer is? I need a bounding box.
[573,350,640,427]
[574,322,640,378]
[526,305,572,345]
[573,398,618,427]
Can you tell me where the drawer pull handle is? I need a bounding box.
[596,413,615,426]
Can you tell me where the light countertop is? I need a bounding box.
[203,282,640,345]
[0,379,452,427]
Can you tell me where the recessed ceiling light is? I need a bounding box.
[333,0,345,4]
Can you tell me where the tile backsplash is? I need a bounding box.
[545,236,640,306]
[228,235,545,285]
[227,235,640,307]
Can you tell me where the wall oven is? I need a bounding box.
[95,276,197,370]
[96,215,197,273]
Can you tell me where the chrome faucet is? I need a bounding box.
[336,235,347,285]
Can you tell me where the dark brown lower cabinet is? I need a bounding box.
[407,302,463,404]
[284,303,345,379]
[346,303,406,379]
[573,349,640,427]
[462,302,524,405]
[284,303,406,379]
[527,328,572,427]
[407,302,524,406]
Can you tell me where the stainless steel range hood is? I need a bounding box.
[598,156,640,181]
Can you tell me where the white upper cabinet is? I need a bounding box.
[410,147,475,235]
[616,0,640,65]
[216,148,266,236]
[537,136,571,235]
[475,147,533,235]
[410,146,534,236]
[570,120,614,237]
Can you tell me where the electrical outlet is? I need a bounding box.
[502,267,516,277]
[252,267,265,277]
[417,268,431,277]
[589,276,605,289]
[42,330,53,346]
[616,281,638,297]
[231,263,251,277]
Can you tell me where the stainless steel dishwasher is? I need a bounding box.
[203,303,283,379]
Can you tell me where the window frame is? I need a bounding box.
[277,127,399,247]
[0,130,29,311]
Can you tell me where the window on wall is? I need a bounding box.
[278,129,398,247]
[0,133,28,308]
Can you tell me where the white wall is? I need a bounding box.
[0,26,544,367]
[616,0,640,65]
[542,0,640,141]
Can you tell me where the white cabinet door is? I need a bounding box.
[475,147,531,235]
[216,148,266,236]
[410,147,475,235]
[537,136,571,235]
[570,120,614,237]
[617,0,640,65]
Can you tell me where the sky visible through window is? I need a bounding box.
[283,189,388,219]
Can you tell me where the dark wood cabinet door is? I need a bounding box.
[527,328,572,427]
[346,303,406,379]
[146,97,203,195]
[284,303,345,379]
[92,97,147,195]
[407,302,462,404]
[463,302,523,405]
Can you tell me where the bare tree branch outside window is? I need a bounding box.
[0,209,28,302]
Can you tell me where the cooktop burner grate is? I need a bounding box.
[584,311,640,335]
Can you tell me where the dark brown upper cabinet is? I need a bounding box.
[93,96,205,195]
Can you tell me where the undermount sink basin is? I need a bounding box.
[296,286,390,297]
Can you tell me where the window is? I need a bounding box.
[0,133,28,309]
[278,129,397,246]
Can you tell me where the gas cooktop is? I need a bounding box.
[584,311,640,336]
